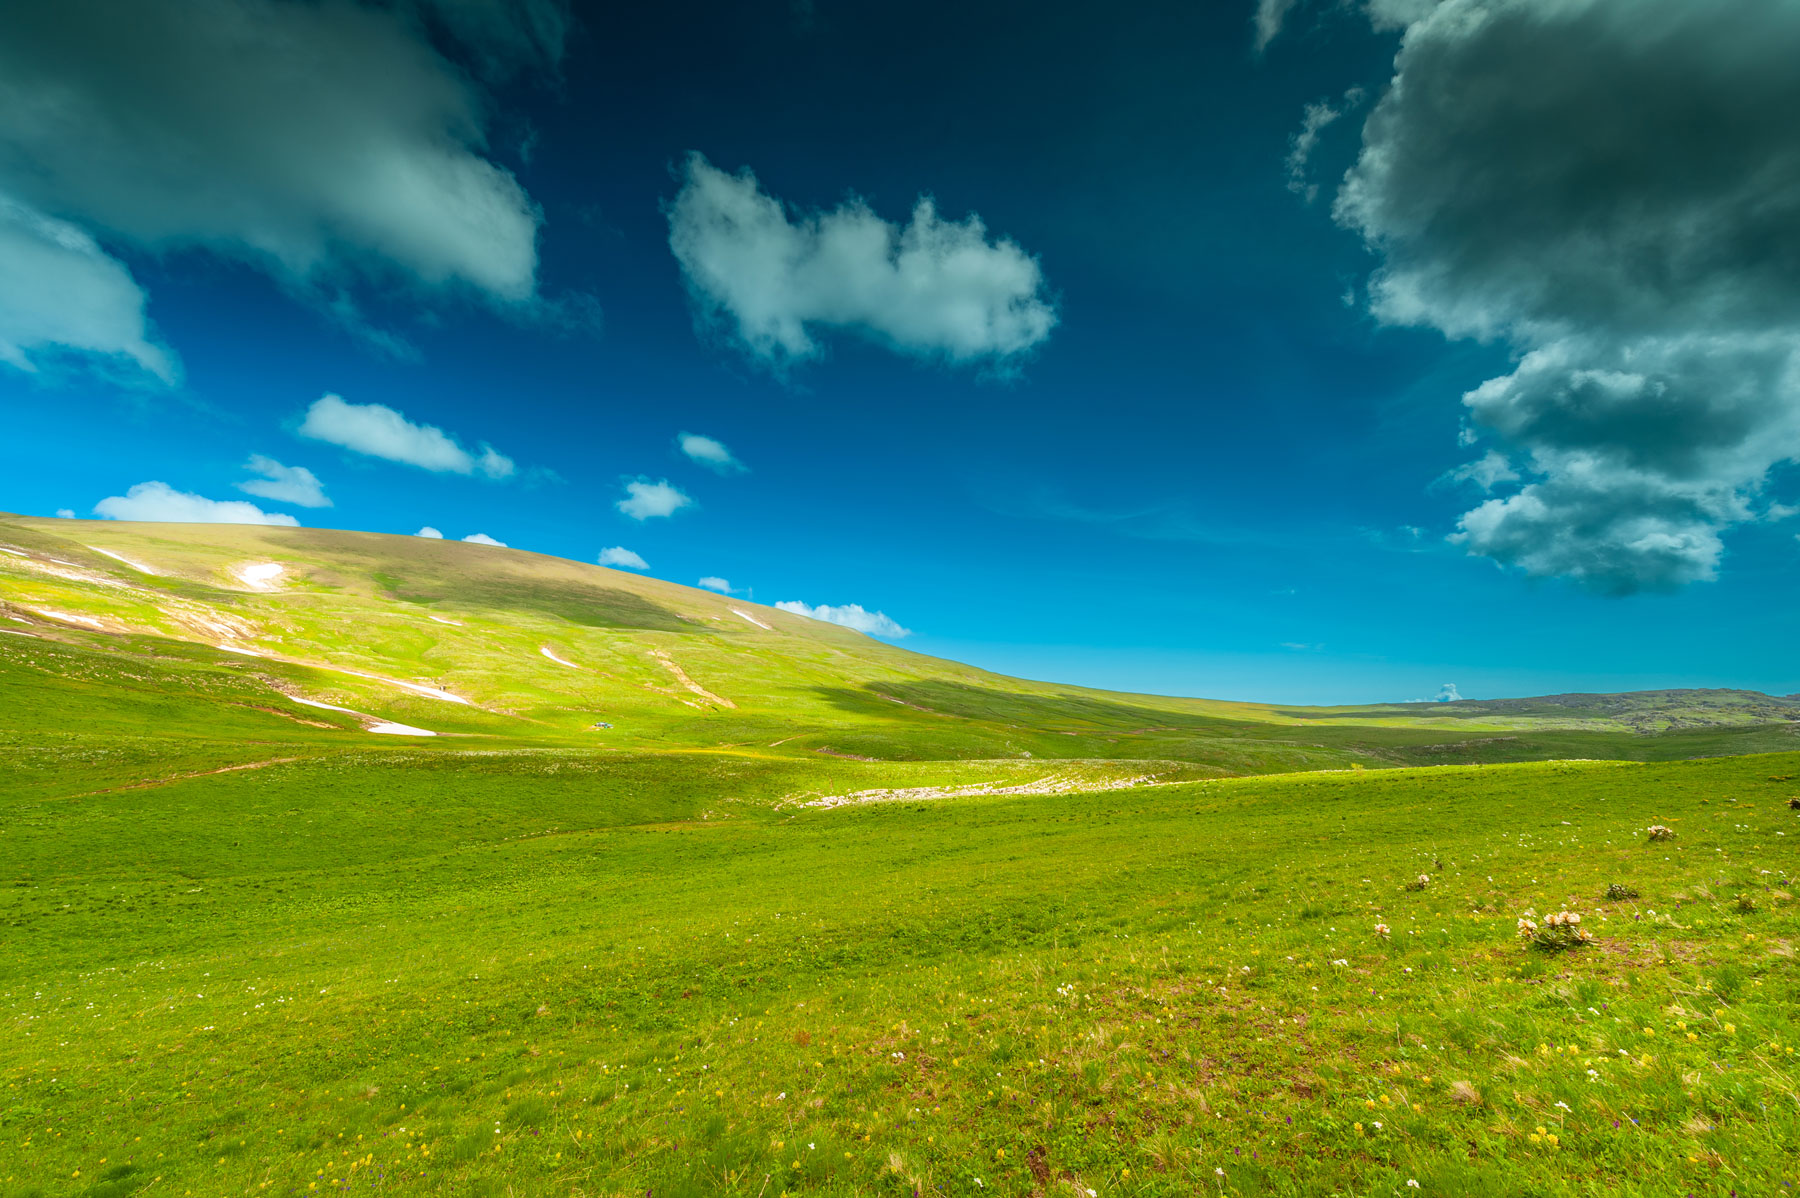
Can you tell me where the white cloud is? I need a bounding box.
[774,600,911,639]
[697,576,734,593]
[461,532,505,546]
[1434,683,1462,703]
[299,394,514,478]
[415,525,444,538]
[0,196,175,382]
[0,1,546,309]
[55,509,76,519]
[668,153,1056,370]
[616,478,693,521]
[93,481,299,526]
[678,432,746,474]
[1444,449,1519,493]
[1254,0,1300,51]
[236,454,330,508]
[597,546,648,570]
[1329,0,1800,592]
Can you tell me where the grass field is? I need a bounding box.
[3,516,1799,1196]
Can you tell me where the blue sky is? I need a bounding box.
[3,0,1797,705]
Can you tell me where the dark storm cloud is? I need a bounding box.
[0,0,569,379]
[1318,0,1800,592]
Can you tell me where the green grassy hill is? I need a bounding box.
[3,513,1796,795]
[3,514,1798,1197]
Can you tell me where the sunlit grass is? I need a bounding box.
[4,753,1796,1195]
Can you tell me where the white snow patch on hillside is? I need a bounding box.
[429,615,462,626]
[286,693,437,736]
[540,647,580,669]
[29,608,103,627]
[731,608,772,630]
[333,668,471,705]
[87,546,159,574]
[232,562,285,589]
[289,695,360,715]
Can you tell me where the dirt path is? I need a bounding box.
[794,770,1182,809]
[650,650,736,708]
[67,756,306,800]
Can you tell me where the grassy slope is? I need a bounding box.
[4,516,1800,1196]
[3,749,1797,1196]
[3,513,1797,783]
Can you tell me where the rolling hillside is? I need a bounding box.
[2,512,1796,802]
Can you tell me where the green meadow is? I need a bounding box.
[3,516,1798,1196]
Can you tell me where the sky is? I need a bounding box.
[2,0,1797,705]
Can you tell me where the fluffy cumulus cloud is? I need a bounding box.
[1327,0,1800,592]
[0,197,176,383]
[678,432,746,474]
[299,394,514,478]
[0,0,565,377]
[597,546,648,570]
[93,481,299,526]
[774,600,911,639]
[415,526,444,538]
[668,154,1056,370]
[616,478,693,521]
[237,454,331,508]
[461,532,505,546]
[697,576,734,593]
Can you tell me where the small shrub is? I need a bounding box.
[1787,797,1800,810]
[1605,883,1640,901]
[1734,894,1757,913]
[1646,825,1676,842]
[1517,909,1591,953]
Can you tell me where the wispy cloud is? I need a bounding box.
[461,532,505,547]
[94,481,298,526]
[299,394,514,479]
[616,478,693,521]
[774,600,911,639]
[237,454,330,508]
[598,546,648,570]
[0,197,176,384]
[678,432,746,474]
[697,576,736,593]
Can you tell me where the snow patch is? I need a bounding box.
[232,562,285,589]
[731,608,772,631]
[428,615,463,626]
[332,668,471,705]
[29,608,103,628]
[215,643,266,657]
[289,695,358,714]
[87,546,159,574]
[0,545,28,557]
[286,694,436,736]
[540,647,580,669]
